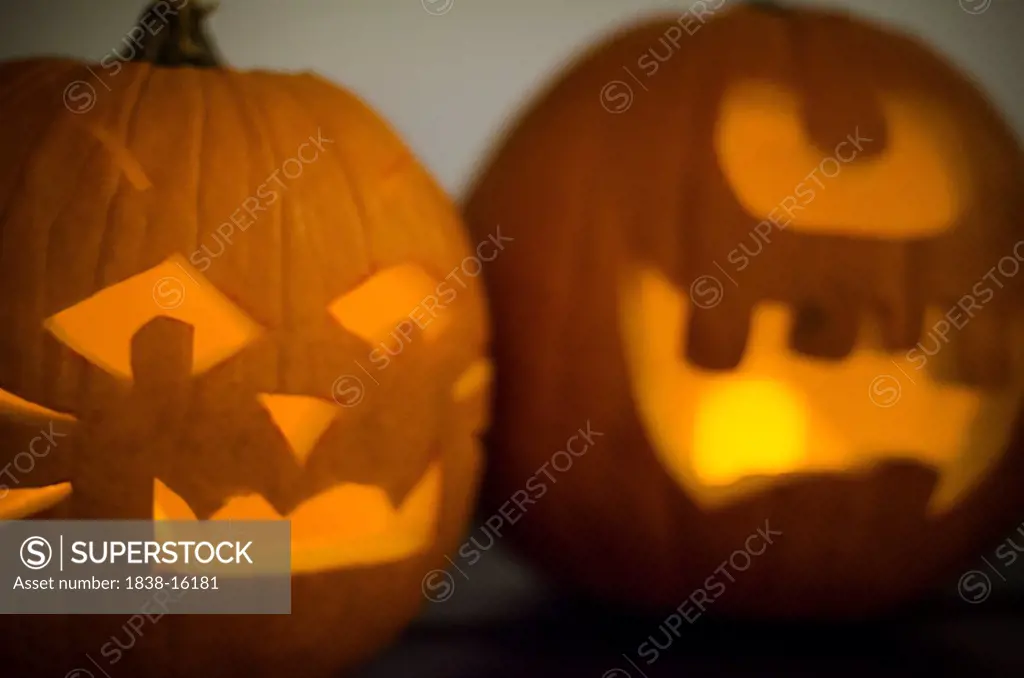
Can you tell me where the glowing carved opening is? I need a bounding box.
[153,462,441,573]
[693,379,807,485]
[0,484,72,519]
[328,265,449,347]
[45,255,262,380]
[452,358,493,435]
[618,265,1019,513]
[257,394,339,465]
[714,80,965,237]
[0,388,76,518]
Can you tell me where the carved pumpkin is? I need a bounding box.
[0,2,489,675]
[466,4,1024,617]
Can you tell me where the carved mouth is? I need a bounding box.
[0,388,76,519]
[154,461,442,574]
[618,265,1022,514]
[0,354,492,573]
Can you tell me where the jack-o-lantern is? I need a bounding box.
[0,2,489,675]
[466,3,1024,617]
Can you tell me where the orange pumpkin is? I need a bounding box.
[466,4,1024,617]
[0,2,489,675]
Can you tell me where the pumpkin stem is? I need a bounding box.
[131,0,223,68]
[747,0,792,14]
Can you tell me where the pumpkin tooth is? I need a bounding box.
[0,388,77,424]
[951,307,1013,389]
[854,310,888,353]
[685,298,750,370]
[0,484,72,519]
[153,462,442,573]
[743,303,792,361]
[789,300,859,360]
[877,293,926,352]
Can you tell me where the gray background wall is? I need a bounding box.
[1,0,1022,197]
[1,0,1022,621]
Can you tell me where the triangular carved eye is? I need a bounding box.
[328,265,450,346]
[45,255,262,380]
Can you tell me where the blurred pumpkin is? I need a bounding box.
[0,1,489,675]
[465,3,1024,617]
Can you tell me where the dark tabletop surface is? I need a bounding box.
[354,544,1024,678]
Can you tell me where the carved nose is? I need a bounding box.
[257,394,338,464]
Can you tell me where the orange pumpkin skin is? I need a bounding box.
[0,56,489,676]
[466,5,1024,618]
